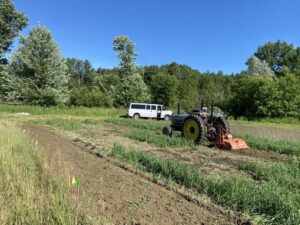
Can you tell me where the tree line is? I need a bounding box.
[0,0,299,119]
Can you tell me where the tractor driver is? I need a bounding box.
[200,106,208,116]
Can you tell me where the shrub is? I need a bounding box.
[69,86,113,107]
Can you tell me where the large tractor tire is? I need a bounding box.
[205,115,230,141]
[213,116,230,133]
[182,115,205,144]
[207,115,230,133]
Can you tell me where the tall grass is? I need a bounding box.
[125,128,195,148]
[235,133,300,156]
[0,122,90,224]
[239,161,300,192]
[0,104,125,117]
[110,143,300,225]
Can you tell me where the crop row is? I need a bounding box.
[110,143,300,225]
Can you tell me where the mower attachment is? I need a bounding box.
[213,130,249,150]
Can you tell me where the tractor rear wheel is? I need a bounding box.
[182,115,204,144]
[213,116,230,133]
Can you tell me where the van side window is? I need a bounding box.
[131,104,145,109]
[146,105,150,110]
[158,106,161,111]
[151,105,156,110]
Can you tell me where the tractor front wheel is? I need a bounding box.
[182,115,204,144]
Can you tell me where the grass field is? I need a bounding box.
[1,104,300,225]
[0,121,90,225]
[0,104,126,117]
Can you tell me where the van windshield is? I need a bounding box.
[162,106,167,110]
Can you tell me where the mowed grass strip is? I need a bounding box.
[106,118,195,148]
[125,128,195,148]
[0,104,125,117]
[235,133,300,156]
[229,117,300,126]
[28,118,101,131]
[105,118,168,131]
[110,143,300,225]
[0,122,90,224]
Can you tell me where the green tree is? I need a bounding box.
[150,74,177,107]
[277,68,300,117]
[142,65,159,84]
[113,35,150,106]
[65,58,94,87]
[69,86,113,107]
[0,0,27,61]
[94,71,120,96]
[249,40,298,76]
[229,75,278,118]
[247,56,275,76]
[159,63,201,109]
[0,0,27,99]
[198,73,233,110]
[114,73,150,107]
[113,35,137,77]
[229,72,300,118]
[2,25,69,105]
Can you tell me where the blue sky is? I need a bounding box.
[13,0,300,74]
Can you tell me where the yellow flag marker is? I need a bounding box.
[71,176,80,186]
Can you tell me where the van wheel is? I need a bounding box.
[164,115,171,121]
[133,113,140,119]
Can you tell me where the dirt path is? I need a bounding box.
[24,125,238,225]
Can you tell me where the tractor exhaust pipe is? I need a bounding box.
[177,103,181,114]
[210,100,214,125]
[200,99,204,110]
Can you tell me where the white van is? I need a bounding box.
[128,103,173,120]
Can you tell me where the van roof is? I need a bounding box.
[130,103,162,105]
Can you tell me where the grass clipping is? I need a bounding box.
[0,122,89,225]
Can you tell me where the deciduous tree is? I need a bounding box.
[2,25,69,105]
[113,36,150,106]
[247,56,275,77]
[0,0,27,60]
[113,35,137,77]
[150,74,177,107]
[250,40,298,76]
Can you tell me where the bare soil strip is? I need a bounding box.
[24,125,239,225]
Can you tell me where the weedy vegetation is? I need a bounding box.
[238,160,300,192]
[0,122,90,224]
[125,128,196,148]
[235,133,300,156]
[105,118,195,148]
